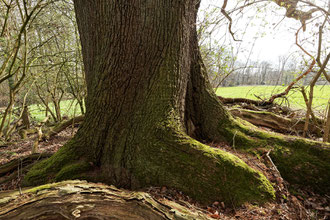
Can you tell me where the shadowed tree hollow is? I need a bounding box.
[24,0,330,206]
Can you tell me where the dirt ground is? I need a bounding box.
[0,127,329,220]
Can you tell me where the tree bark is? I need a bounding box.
[23,0,275,206]
[324,100,330,142]
[0,180,211,220]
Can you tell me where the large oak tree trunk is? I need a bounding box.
[24,0,274,206]
[23,0,330,206]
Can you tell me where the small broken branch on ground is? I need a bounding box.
[31,116,49,154]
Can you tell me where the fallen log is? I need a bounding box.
[230,108,322,137]
[0,180,211,220]
[16,116,84,141]
[42,115,84,139]
[218,96,271,106]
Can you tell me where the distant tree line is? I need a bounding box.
[207,58,329,88]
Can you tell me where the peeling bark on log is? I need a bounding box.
[0,180,211,220]
[230,108,322,136]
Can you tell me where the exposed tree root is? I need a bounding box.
[0,163,34,185]
[220,120,330,195]
[187,53,330,196]
[2,142,328,219]
[0,153,52,178]
[22,124,275,207]
[0,153,52,188]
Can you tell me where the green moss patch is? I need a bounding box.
[55,161,91,181]
[23,141,84,186]
[221,117,330,195]
[132,122,275,206]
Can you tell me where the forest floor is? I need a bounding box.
[0,124,329,219]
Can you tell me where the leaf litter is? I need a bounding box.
[0,127,329,219]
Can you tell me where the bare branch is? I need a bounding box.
[221,0,242,41]
[298,0,330,16]
[274,0,320,31]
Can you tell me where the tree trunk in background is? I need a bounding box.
[324,100,330,142]
[23,0,330,206]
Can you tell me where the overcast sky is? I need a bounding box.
[198,0,324,64]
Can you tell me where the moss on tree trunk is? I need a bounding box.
[23,0,330,208]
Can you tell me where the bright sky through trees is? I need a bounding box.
[199,0,329,64]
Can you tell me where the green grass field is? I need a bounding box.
[29,99,83,122]
[215,85,330,112]
[4,85,328,123]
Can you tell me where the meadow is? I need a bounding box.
[215,85,330,113]
[5,85,329,123]
[29,99,83,122]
